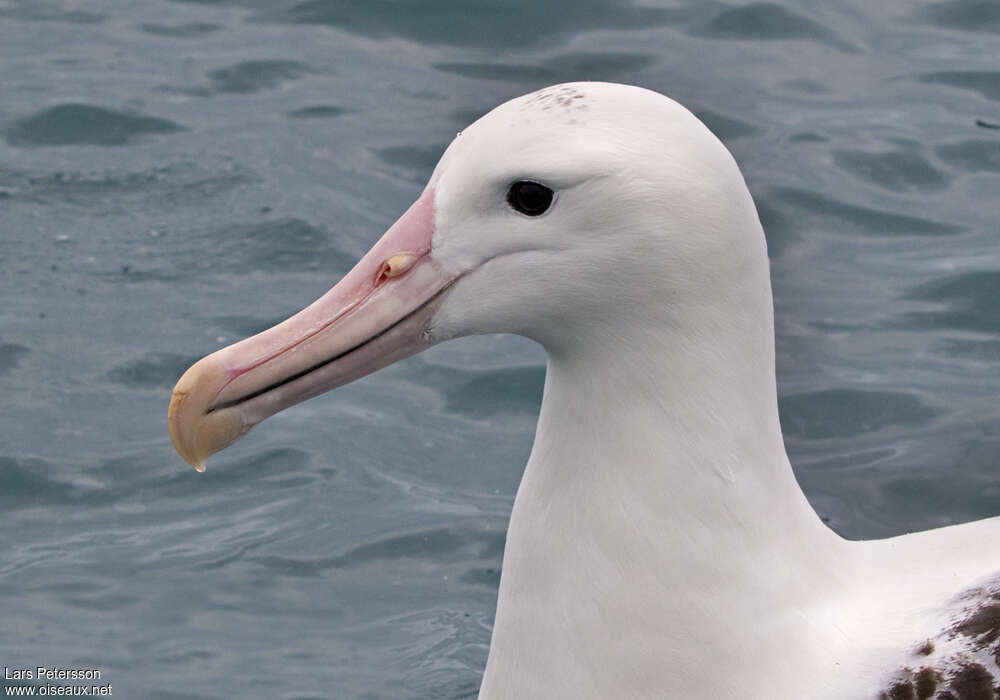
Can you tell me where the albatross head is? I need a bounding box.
[168,81,768,470]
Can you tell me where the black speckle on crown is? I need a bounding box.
[522,86,588,114]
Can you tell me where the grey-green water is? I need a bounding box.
[1,0,999,697]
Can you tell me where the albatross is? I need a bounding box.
[167,82,1000,700]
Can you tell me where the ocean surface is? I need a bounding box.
[1,0,998,697]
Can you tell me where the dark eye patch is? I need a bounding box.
[507,181,554,216]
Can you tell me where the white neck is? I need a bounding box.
[479,257,856,699]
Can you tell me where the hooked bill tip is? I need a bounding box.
[168,355,245,470]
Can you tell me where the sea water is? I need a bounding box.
[1,0,999,697]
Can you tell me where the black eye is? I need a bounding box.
[507,180,554,216]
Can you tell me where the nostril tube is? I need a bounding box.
[375,253,420,286]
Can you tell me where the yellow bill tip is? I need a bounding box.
[168,355,245,470]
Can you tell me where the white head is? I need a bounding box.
[429,82,766,354]
[167,82,771,469]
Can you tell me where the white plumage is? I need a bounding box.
[170,82,1000,699]
[427,83,1000,700]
